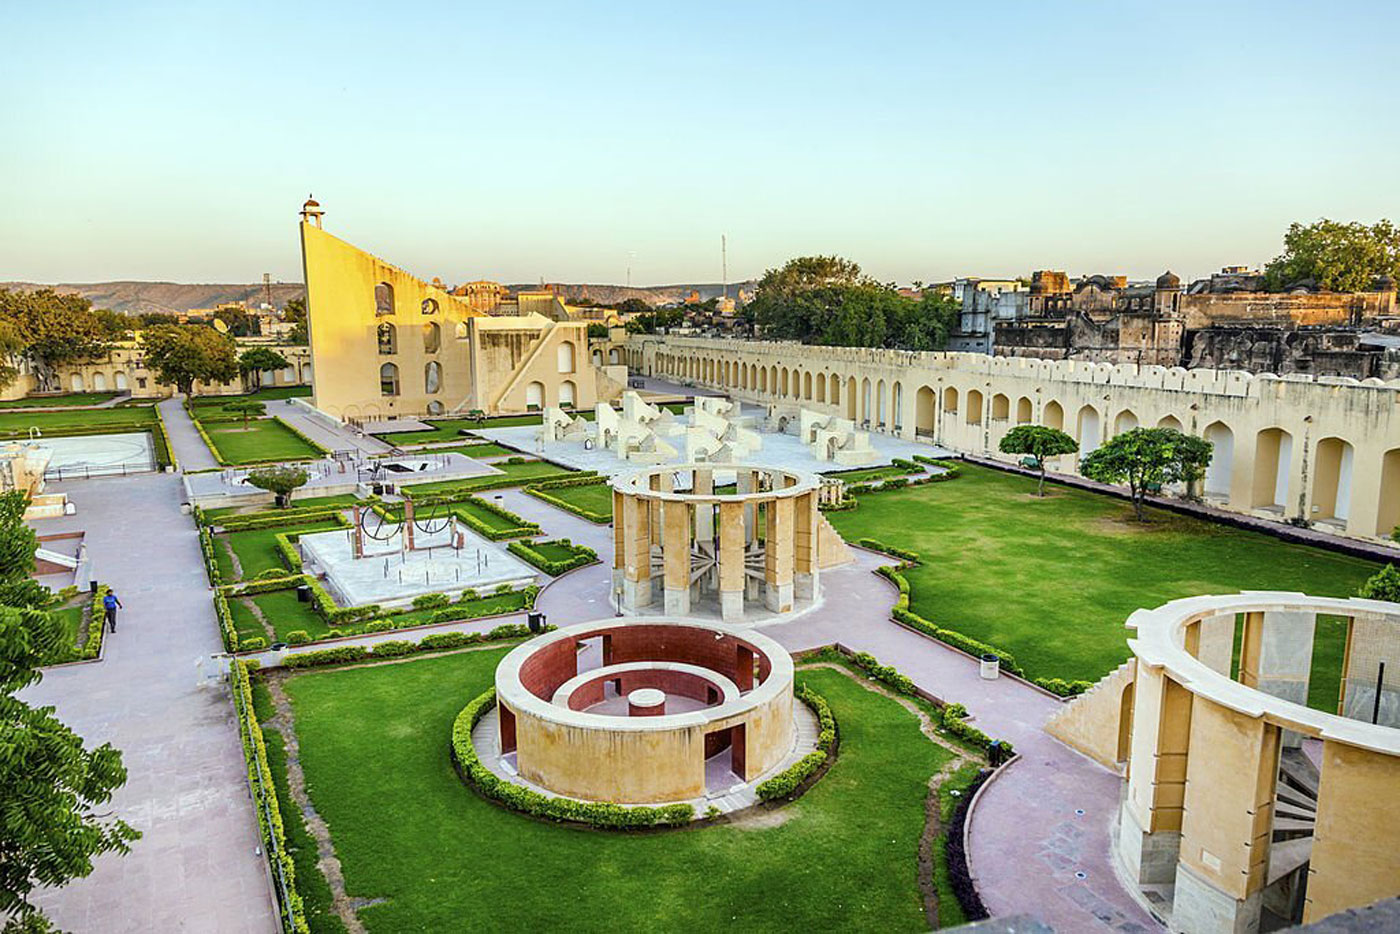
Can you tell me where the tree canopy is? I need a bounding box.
[140,324,238,396]
[1078,427,1212,521]
[997,425,1079,496]
[1264,218,1400,292]
[246,465,309,507]
[1358,565,1400,603]
[0,289,108,392]
[748,256,958,351]
[0,492,47,611]
[237,347,289,389]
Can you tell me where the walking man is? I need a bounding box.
[103,589,123,633]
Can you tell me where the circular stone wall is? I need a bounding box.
[610,463,824,621]
[494,617,795,804]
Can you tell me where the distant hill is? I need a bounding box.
[0,279,757,315]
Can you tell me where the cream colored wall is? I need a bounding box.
[636,336,1400,543]
[1305,739,1400,921]
[1044,660,1135,770]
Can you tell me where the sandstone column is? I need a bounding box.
[621,493,652,611]
[1119,663,1194,885]
[793,490,817,600]
[764,496,794,613]
[718,500,745,621]
[661,499,691,615]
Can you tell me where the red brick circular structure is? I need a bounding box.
[494,617,794,804]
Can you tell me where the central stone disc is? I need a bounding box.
[627,688,667,717]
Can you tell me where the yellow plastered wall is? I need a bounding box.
[1305,739,1400,922]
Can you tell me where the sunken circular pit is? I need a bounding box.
[493,617,795,804]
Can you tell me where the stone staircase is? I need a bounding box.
[1043,659,1137,770]
[1268,748,1318,884]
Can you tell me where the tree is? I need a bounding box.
[281,296,307,324]
[1263,218,1400,292]
[1079,427,1212,521]
[0,492,46,611]
[998,425,1079,496]
[586,323,609,339]
[237,347,289,390]
[0,289,107,392]
[246,465,309,508]
[222,400,266,430]
[140,325,238,396]
[1358,565,1400,603]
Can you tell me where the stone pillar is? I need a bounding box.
[611,488,626,597]
[621,493,652,611]
[1339,612,1400,727]
[793,490,816,600]
[351,505,364,558]
[1119,663,1194,885]
[661,499,691,615]
[764,496,794,613]
[1237,611,1264,689]
[1303,739,1400,923]
[718,501,745,621]
[403,498,416,552]
[738,469,757,543]
[1172,697,1280,934]
[1256,610,1316,748]
[1187,612,1235,675]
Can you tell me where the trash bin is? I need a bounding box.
[528,612,545,633]
[979,653,1000,680]
[296,585,311,604]
[988,740,1004,767]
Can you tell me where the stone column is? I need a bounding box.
[1188,612,1235,675]
[718,500,745,621]
[737,469,757,543]
[611,488,626,597]
[793,490,816,600]
[1339,611,1400,727]
[764,496,794,613]
[693,468,715,540]
[351,505,364,558]
[621,493,651,611]
[1173,697,1280,934]
[661,499,691,614]
[1119,663,1194,885]
[1304,739,1400,923]
[1256,610,1316,747]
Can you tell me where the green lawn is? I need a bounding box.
[532,480,613,520]
[823,464,923,484]
[0,405,157,434]
[429,442,516,459]
[826,464,1381,708]
[216,519,347,581]
[376,416,543,446]
[204,494,362,522]
[252,589,331,642]
[403,460,576,496]
[190,385,312,407]
[529,541,582,563]
[204,417,325,465]
[282,654,948,932]
[0,392,117,409]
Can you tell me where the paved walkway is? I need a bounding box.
[21,474,277,932]
[157,397,219,471]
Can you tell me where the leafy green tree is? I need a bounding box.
[0,491,46,610]
[1358,565,1400,603]
[246,465,309,508]
[1079,427,1212,521]
[237,347,289,390]
[0,289,107,392]
[1,605,139,930]
[998,425,1079,496]
[222,400,266,430]
[92,309,133,341]
[140,325,238,396]
[281,296,306,323]
[1264,218,1400,292]
[586,323,609,339]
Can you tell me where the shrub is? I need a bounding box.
[285,630,310,645]
[850,651,917,695]
[241,636,268,651]
[282,645,371,669]
[362,620,393,634]
[756,685,836,801]
[451,689,694,828]
[494,583,512,595]
[371,640,416,657]
[459,588,479,602]
[412,593,451,610]
[506,538,597,576]
[419,631,477,650]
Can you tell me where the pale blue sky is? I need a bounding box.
[3,0,1397,287]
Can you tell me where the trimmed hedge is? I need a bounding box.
[522,476,612,523]
[405,469,599,504]
[506,538,597,576]
[451,689,694,828]
[945,769,992,922]
[80,584,110,661]
[217,505,356,532]
[281,623,541,669]
[198,525,222,587]
[756,684,837,800]
[373,497,540,541]
[862,542,1090,698]
[230,660,310,933]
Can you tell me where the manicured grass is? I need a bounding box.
[528,541,581,563]
[283,655,948,932]
[826,464,1381,707]
[228,597,269,645]
[204,417,324,465]
[433,442,515,459]
[189,385,311,407]
[377,416,542,445]
[533,480,614,520]
[0,405,157,433]
[403,460,576,496]
[0,392,117,408]
[217,519,347,581]
[252,589,331,643]
[204,494,362,521]
[824,463,922,484]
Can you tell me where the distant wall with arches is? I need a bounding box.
[634,336,1400,544]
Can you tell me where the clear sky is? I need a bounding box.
[3,0,1398,288]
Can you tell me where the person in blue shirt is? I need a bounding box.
[103,589,123,633]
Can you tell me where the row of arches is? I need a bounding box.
[373,282,440,318]
[651,349,1400,539]
[380,361,443,397]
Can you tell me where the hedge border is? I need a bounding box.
[522,476,612,523]
[186,398,329,467]
[857,539,1090,698]
[506,538,598,576]
[755,683,837,800]
[375,497,540,542]
[403,469,598,504]
[279,622,542,669]
[79,584,111,661]
[450,688,694,829]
